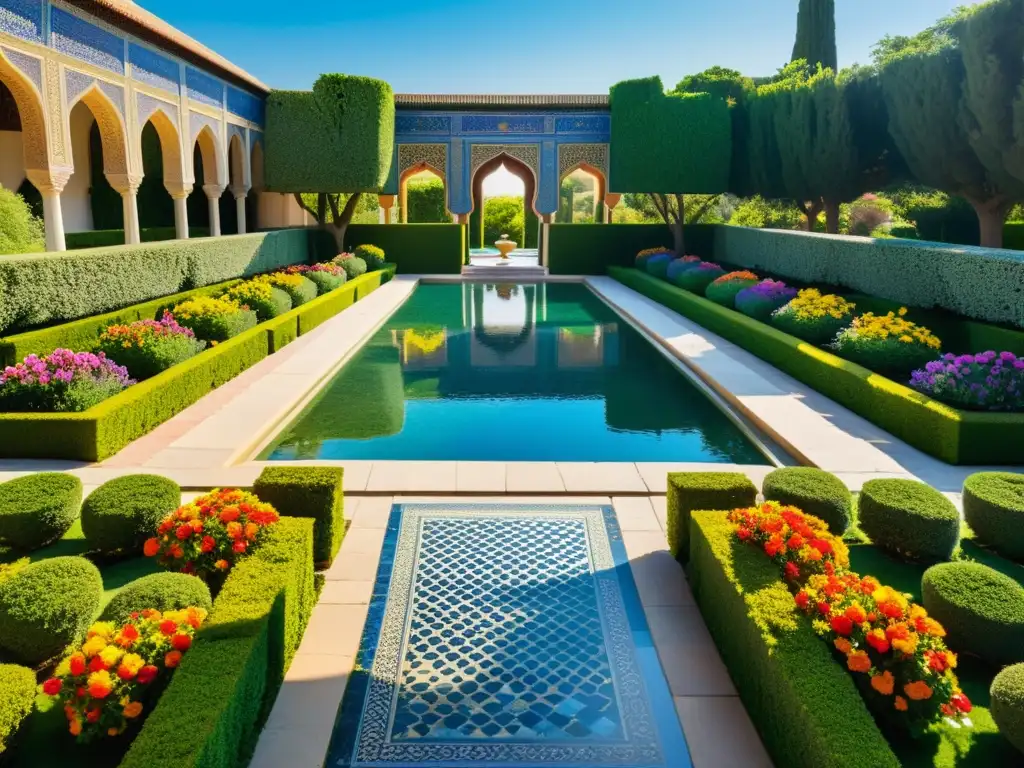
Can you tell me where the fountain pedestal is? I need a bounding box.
[494,234,517,261]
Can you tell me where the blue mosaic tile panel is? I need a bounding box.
[327,503,692,768]
[129,43,179,94]
[462,114,546,134]
[0,0,43,43]
[65,69,124,118]
[185,66,222,108]
[395,114,451,135]
[51,6,124,75]
[1,45,41,91]
[226,84,264,124]
[136,92,177,128]
[555,115,611,135]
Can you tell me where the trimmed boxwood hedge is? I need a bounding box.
[610,268,1024,465]
[991,663,1024,756]
[81,474,181,554]
[0,472,82,551]
[253,466,344,567]
[65,227,210,250]
[963,472,1024,561]
[101,572,212,624]
[304,270,345,295]
[858,479,960,562]
[271,275,318,307]
[120,517,315,768]
[689,511,900,768]
[0,663,35,756]
[666,471,757,562]
[761,467,852,534]
[0,556,102,665]
[354,244,385,271]
[346,224,464,275]
[921,562,1024,666]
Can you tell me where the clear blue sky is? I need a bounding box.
[137,0,963,92]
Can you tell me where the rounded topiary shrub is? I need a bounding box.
[922,562,1024,666]
[100,572,212,624]
[224,281,292,321]
[704,271,760,308]
[0,473,82,551]
[991,663,1024,755]
[0,662,36,752]
[673,262,726,293]
[354,244,385,271]
[735,279,799,322]
[636,247,672,270]
[645,253,673,279]
[305,270,346,295]
[266,274,318,307]
[761,467,852,534]
[81,474,181,554]
[858,478,960,561]
[334,255,367,280]
[665,256,702,285]
[963,472,1024,561]
[0,556,102,665]
[770,289,856,344]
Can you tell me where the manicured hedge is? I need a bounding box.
[991,663,1024,755]
[548,224,716,275]
[712,226,1024,328]
[921,562,1024,666]
[253,466,345,566]
[963,472,1024,561]
[688,511,900,768]
[761,467,852,535]
[0,278,242,366]
[665,471,757,561]
[0,472,82,551]
[858,479,960,562]
[0,229,318,335]
[0,663,35,756]
[610,268,1024,464]
[65,227,210,250]
[120,517,315,768]
[345,224,463,274]
[101,572,212,624]
[81,474,180,554]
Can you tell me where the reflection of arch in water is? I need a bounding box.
[471,283,536,356]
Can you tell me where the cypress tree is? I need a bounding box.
[792,0,838,72]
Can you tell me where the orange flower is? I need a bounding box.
[143,537,160,556]
[845,603,867,625]
[244,522,259,540]
[159,619,178,636]
[219,508,240,524]
[214,559,230,571]
[116,623,139,648]
[865,628,890,654]
[69,718,82,736]
[834,638,853,655]
[165,650,182,668]
[226,521,243,540]
[904,681,933,701]
[123,701,143,719]
[87,670,113,699]
[847,651,871,673]
[894,695,908,712]
[871,671,895,696]
[107,727,119,737]
[68,652,87,676]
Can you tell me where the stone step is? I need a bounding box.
[460,265,548,280]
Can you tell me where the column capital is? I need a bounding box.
[106,173,144,195]
[378,194,396,210]
[231,185,251,201]
[164,181,193,200]
[604,192,621,209]
[203,183,226,200]
[26,168,73,195]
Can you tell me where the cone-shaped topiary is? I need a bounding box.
[761,467,852,534]
[0,473,82,552]
[0,556,102,665]
[991,663,1024,756]
[81,474,181,554]
[922,562,1024,666]
[101,572,212,624]
[858,478,960,562]
[963,472,1024,562]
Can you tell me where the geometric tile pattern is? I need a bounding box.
[328,503,692,767]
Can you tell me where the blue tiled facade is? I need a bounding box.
[51,5,124,75]
[128,43,179,94]
[227,84,264,124]
[0,0,42,43]
[185,66,223,108]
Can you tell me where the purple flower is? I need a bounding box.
[910,350,1024,412]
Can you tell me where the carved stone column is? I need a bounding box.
[232,186,250,235]
[204,184,225,237]
[107,173,144,245]
[165,181,193,240]
[604,193,621,224]
[378,194,396,224]
[26,169,72,252]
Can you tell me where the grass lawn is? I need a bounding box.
[847,542,1023,768]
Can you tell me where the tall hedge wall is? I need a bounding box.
[264,74,394,193]
[0,229,318,334]
[609,77,731,193]
[345,224,463,274]
[548,224,715,275]
[65,227,210,250]
[713,226,1024,328]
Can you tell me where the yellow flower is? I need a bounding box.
[81,635,108,658]
[87,622,116,641]
[99,644,123,668]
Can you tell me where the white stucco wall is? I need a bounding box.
[257,192,313,230]
[0,131,25,192]
[63,103,95,233]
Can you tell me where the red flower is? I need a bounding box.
[926,650,948,673]
[200,535,216,553]
[164,651,182,668]
[169,543,184,559]
[88,655,107,672]
[736,527,752,541]
[784,562,800,580]
[143,537,161,557]
[171,633,192,652]
[866,629,890,654]
[175,524,193,540]
[817,601,831,615]
[247,509,279,526]
[951,693,972,714]
[787,534,805,550]
[159,619,178,636]
[830,615,854,636]
[42,677,62,696]
[809,538,833,556]
[136,665,158,685]
[232,540,247,554]
[219,508,240,524]
[795,591,810,609]
[68,652,86,676]
[86,707,101,723]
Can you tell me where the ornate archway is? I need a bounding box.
[0,49,48,175]
[400,163,446,223]
[558,144,609,223]
[469,151,539,250]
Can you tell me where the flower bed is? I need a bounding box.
[609,267,1024,464]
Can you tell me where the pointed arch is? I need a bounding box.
[142,107,183,186]
[228,132,247,190]
[559,162,607,203]
[250,138,264,191]
[193,125,225,188]
[69,84,129,178]
[470,152,538,216]
[399,161,448,222]
[0,48,48,172]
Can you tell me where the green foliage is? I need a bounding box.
[761,467,852,534]
[547,224,709,275]
[101,572,212,624]
[81,474,181,554]
[673,264,725,293]
[0,472,82,551]
[406,177,448,223]
[484,196,525,245]
[922,562,1024,665]
[354,244,385,270]
[666,472,757,561]
[610,268,1024,465]
[729,196,804,229]
[673,66,754,104]
[224,282,293,322]
[0,663,35,756]
[705,275,760,306]
[174,304,258,343]
[121,517,314,768]
[269,275,318,307]
[688,512,900,768]
[991,664,1024,755]
[963,472,1024,561]
[264,74,394,193]
[0,185,44,255]
[712,226,1024,328]
[304,270,345,295]
[858,479,960,561]
[609,77,731,193]
[871,7,971,66]
[65,227,210,250]
[0,556,102,665]
[253,466,345,566]
[0,229,317,335]
[346,223,463,274]
[791,0,837,72]
[335,255,367,279]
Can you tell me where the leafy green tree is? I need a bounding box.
[483,196,524,245]
[0,185,44,255]
[791,0,837,72]
[728,196,805,229]
[673,66,754,105]
[871,6,973,67]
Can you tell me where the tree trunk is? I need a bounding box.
[824,200,841,235]
[670,218,685,257]
[328,192,363,253]
[799,199,823,232]
[967,196,1011,249]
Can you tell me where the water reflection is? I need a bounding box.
[264,283,765,463]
